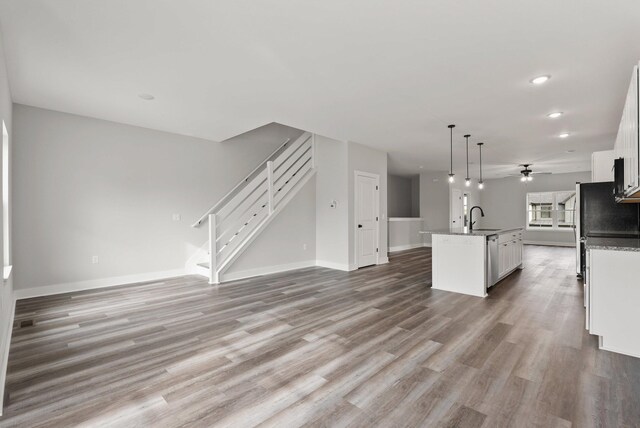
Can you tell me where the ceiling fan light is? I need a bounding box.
[527,176,533,182]
[521,176,527,182]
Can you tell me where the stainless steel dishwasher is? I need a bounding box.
[486,235,499,287]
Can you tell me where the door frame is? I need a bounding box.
[450,188,463,228]
[354,170,380,269]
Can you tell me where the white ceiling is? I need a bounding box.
[1,0,640,178]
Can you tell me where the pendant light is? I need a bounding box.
[447,124,455,183]
[477,142,484,189]
[464,134,471,187]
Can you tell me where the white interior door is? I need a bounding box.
[450,188,463,228]
[355,172,379,268]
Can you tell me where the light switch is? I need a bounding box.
[172,214,181,221]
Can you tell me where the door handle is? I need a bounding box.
[358,224,363,228]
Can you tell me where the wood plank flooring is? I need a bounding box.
[1,246,639,427]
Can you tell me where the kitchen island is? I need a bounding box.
[421,227,524,297]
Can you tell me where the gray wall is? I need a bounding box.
[477,171,591,245]
[388,219,423,251]
[387,174,412,217]
[228,176,316,276]
[419,171,450,245]
[12,105,315,290]
[411,175,420,217]
[0,30,13,411]
[315,135,349,269]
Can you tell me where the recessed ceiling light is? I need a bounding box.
[138,93,155,100]
[530,75,551,85]
[547,112,563,119]
[558,132,570,138]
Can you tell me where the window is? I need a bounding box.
[526,191,576,230]
[463,193,469,232]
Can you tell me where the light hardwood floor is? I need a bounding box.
[1,246,639,427]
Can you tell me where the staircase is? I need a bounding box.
[191,132,316,284]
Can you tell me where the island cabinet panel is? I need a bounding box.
[588,248,640,358]
[432,234,487,298]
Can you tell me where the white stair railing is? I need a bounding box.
[193,132,315,284]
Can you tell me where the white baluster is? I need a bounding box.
[267,160,274,214]
[209,213,219,284]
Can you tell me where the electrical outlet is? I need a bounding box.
[172,214,181,221]
[92,256,99,264]
[303,243,307,250]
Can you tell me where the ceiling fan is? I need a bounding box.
[507,164,552,182]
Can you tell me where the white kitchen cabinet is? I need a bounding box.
[497,230,523,280]
[588,248,640,358]
[591,150,615,182]
[613,65,640,198]
[498,242,508,277]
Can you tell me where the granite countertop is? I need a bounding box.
[585,237,640,252]
[419,227,524,237]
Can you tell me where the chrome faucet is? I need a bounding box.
[469,206,485,232]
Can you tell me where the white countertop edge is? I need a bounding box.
[388,217,423,222]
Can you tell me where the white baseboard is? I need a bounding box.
[315,260,352,271]
[14,268,186,300]
[523,240,575,247]
[389,243,423,252]
[0,296,15,416]
[423,243,432,248]
[222,260,316,282]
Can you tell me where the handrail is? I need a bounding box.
[191,137,291,227]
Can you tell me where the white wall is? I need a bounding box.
[348,141,388,267]
[0,29,13,415]
[477,171,591,245]
[315,135,349,269]
[12,105,314,291]
[387,174,413,217]
[419,171,450,246]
